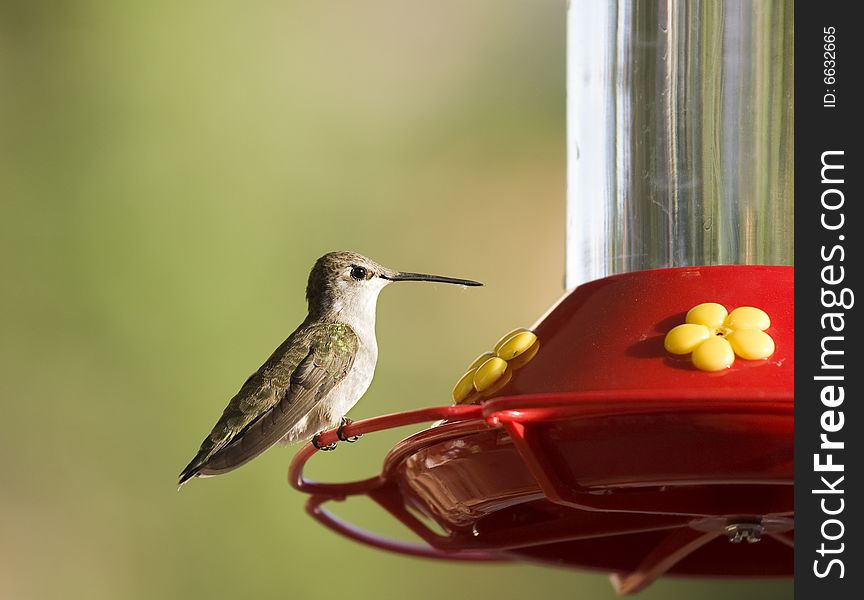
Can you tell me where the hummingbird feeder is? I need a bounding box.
[290,1,794,593]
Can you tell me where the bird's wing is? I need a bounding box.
[178,322,358,484]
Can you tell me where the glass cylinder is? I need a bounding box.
[566,0,793,289]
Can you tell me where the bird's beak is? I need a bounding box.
[381,271,483,287]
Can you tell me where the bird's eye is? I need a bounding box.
[350,266,368,280]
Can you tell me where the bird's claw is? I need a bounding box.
[312,432,337,451]
[311,418,360,450]
[337,417,362,443]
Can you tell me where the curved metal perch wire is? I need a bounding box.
[288,405,507,562]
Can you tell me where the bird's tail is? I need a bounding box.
[177,452,206,489]
[177,432,264,489]
[178,435,222,489]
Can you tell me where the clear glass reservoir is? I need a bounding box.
[566,0,794,289]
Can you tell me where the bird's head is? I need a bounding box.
[306,251,482,321]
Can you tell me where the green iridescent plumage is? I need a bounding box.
[179,321,358,484]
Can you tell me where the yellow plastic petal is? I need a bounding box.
[686,303,728,328]
[473,357,508,392]
[507,340,540,370]
[691,337,735,371]
[467,352,496,371]
[664,323,711,354]
[727,329,775,360]
[479,367,513,398]
[496,331,538,360]
[452,369,479,404]
[725,306,771,331]
[493,328,531,353]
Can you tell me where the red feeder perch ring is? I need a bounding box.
[289,266,793,594]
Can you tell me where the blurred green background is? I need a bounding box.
[0,1,791,598]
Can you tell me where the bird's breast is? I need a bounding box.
[328,337,377,419]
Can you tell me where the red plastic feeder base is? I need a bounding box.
[289,266,793,594]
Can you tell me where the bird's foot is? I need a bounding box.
[312,432,337,451]
[337,417,362,443]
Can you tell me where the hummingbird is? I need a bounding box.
[178,251,482,487]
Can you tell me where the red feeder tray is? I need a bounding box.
[290,266,793,594]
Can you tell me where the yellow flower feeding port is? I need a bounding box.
[452,329,540,405]
[664,303,776,371]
